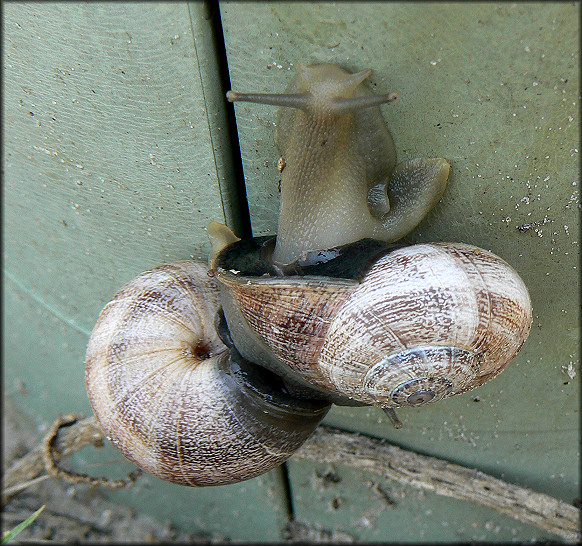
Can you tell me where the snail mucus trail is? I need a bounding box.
[85,63,532,486]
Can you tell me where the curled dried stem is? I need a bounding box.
[41,413,141,489]
[2,416,579,541]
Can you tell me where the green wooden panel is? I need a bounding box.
[221,1,579,541]
[3,2,287,540]
[286,458,557,542]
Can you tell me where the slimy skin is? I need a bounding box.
[227,63,450,266]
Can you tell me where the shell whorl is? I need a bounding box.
[319,243,533,406]
[85,261,329,486]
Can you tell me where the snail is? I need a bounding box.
[85,261,330,486]
[210,229,532,425]
[220,62,531,417]
[85,63,532,486]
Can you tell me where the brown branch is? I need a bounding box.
[294,427,580,542]
[3,415,105,502]
[41,413,141,489]
[2,416,579,541]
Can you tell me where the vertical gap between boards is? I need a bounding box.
[201,0,296,524]
[204,0,253,239]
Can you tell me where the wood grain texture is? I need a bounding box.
[4,3,224,332]
[294,427,580,542]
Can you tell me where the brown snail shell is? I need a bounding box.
[215,241,532,409]
[85,261,329,486]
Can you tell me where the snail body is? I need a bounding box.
[221,63,530,409]
[227,63,450,267]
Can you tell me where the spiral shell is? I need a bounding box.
[217,242,532,409]
[85,261,329,486]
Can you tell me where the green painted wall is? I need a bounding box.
[3,2,288,540]
[4,1,579,541]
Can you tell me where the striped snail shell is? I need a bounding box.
[85,261,329,486]
[213,236,533,412]
[85,61,533,486]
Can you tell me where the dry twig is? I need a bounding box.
[295,427,580,542]
[41,413,141,489]
[2,416,579,541]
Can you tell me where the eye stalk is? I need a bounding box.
[226,89,399,114]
